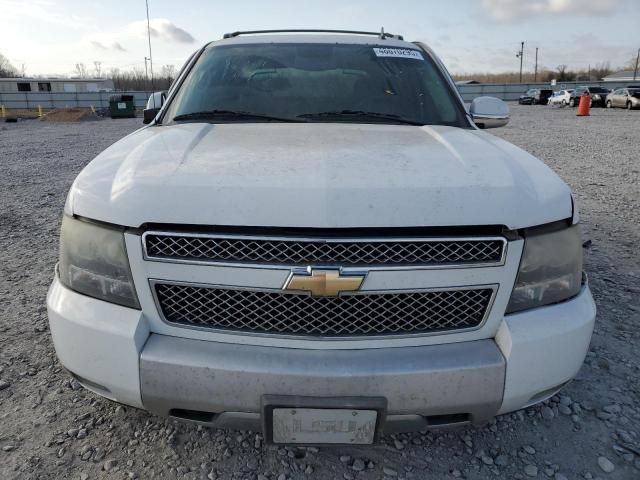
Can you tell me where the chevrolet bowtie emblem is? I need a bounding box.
[284,268,366,297]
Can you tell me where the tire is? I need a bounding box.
[606,100,612,108]
[628,102,633,110]
[569,98,575,107]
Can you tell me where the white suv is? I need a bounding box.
[47,30,595,445]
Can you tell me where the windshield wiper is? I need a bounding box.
[297,110,424,126]
[172,110,304,123]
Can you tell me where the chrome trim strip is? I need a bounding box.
[141,231,508,271]
[148,278,499,341]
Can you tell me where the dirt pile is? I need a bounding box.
[40,108,100,122]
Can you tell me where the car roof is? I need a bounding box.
[210,33,418,49]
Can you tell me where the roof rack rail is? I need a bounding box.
[222,29,404,40]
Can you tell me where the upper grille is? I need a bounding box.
[144,233,505,267]
[154,283,494,337]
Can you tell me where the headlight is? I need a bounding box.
[58,216,140,309]
[506,224,583,314]
[593,94,601,99]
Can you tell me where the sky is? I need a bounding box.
[1,0,638,77]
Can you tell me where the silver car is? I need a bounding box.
[606,87,640,110]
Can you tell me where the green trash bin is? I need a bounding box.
[108,95,136,118]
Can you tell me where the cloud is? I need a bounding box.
[91,41,107,50]
[127,18,195,44]
[481,0,621,22]
[90,40,127,52]
[0,0,95,29]
[86,18,192,55]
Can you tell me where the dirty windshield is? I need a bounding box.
[163,43,468,127]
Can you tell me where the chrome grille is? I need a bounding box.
[144,233,505,266]
[154,283,494,337]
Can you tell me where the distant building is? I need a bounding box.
[602,69,639,82]
[0,77,114,93]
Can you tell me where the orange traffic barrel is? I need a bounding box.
[576,95,590,116]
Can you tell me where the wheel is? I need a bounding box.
[628,102,633,110]
[569,98,575,107]
[606,100,612,108]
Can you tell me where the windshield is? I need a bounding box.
[163,43,469,127]
[589,87,609,93]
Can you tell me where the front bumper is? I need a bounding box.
[47,277,596,433]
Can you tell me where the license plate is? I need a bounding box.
[272,408,377,444]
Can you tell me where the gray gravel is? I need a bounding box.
[1,104,639,479]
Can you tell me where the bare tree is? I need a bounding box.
[555,65,569,81]
[160,64,176,79]
[94,61,102,78]
[75,63,88,78]
[0,51,18,77]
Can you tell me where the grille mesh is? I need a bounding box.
[145,234,504,266]
[154,284,493,337]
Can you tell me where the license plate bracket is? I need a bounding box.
[262,395,387,445]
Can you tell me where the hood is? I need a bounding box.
[69,123,572,230]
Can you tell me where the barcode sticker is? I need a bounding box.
[373,48,423,60]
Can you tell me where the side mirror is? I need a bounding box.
[143,108,160,124]
[469,96,510,129]
[142,91,166,124]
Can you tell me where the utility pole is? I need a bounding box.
[145,0,156,105]
[516,41,524,83]
[144,56,151,94]
[634,47,639,81]
[534,47,538,82]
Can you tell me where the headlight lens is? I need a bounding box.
[506,224,583,314]
[58,216,140,309]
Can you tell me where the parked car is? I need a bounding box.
[569,86,610,107]
[518,88,553,105]
[548,89,574,106]
[606,87,640,110]
[47,29,595,444]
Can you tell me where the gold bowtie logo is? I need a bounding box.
[284,268,365,297]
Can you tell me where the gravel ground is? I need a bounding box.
[1,105,639,480]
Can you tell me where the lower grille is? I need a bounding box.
[154,283,494,337]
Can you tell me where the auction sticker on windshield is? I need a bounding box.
[373,47,423,60]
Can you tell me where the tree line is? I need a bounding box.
[453,62,618,84]
[2,50,637,87]
[108,65,176,91]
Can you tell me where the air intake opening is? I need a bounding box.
[425,413,470,427]
[169,408,216,423]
